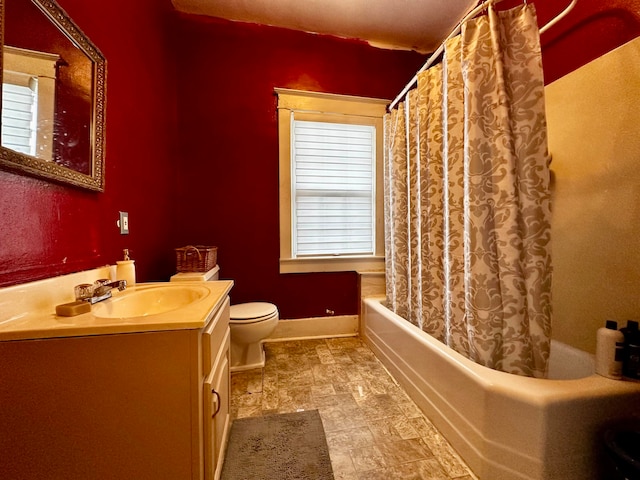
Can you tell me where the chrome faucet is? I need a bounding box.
[74,279,127,304]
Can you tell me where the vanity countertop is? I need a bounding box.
[0,280,234,342]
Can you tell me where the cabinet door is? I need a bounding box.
[203,328,231,480]
[202,296,230,374]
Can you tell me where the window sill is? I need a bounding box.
[279,256,385,274]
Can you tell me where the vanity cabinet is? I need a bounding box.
[0,294,231,480]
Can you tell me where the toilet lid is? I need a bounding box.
[230,302,278,322]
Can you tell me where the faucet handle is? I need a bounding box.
[74,283,94,301]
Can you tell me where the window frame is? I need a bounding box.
[276,88,387,274]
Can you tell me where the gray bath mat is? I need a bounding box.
[221,410,334,480]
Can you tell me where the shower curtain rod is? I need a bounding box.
[388,0,579,110]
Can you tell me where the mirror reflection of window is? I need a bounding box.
[2,45,58,161]
[2,81,36,156]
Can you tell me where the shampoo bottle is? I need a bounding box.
[595,320,624,380]
[116,249,136,286]
[621,320,640,379]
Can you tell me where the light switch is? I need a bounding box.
[119,211,129,235]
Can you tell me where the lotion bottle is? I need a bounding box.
[595,320,624,380]
[116,249,136,286]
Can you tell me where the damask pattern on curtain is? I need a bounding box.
[384,4,552,377]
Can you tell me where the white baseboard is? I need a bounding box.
[265,315,359,342]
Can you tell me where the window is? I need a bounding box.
[276,88,387,273]
[2,46,58,160]
[292,120,375,257]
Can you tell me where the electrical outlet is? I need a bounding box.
[119,211,129,235]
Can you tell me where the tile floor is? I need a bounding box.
[230,337,478,480]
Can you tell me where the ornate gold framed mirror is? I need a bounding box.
[0,0,106,191]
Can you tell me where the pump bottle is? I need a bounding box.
[116,249,136,286]
[595,320,624,380]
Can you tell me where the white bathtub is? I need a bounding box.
[362,297,640,480]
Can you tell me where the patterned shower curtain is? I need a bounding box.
[384,4,552,377]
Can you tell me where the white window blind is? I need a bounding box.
[292,120,375,257]
[2,82,37,156]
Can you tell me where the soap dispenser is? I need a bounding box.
[116,249,136,286]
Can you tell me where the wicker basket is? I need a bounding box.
[175,245,217,272]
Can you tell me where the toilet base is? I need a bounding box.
[230,340,266,372]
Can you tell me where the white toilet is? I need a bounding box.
[170,266,279,372]
[228,302,279,371]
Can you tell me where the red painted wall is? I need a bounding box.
[1,0,639,320]
[171,16,426,318]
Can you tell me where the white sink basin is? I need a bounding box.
[92,285,210,319]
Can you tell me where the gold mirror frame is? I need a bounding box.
[0,0,106,191]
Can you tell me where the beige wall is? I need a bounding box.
[546,37,640,353]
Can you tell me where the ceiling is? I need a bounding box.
[171,0,479,53]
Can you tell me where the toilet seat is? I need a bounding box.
[230,302,278,324]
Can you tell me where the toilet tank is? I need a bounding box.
[170,265,220,282]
